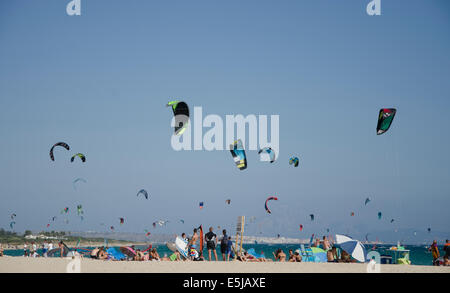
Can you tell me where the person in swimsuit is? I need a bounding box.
[273,249,286,262]
[205,227,218,261]
[90,247,99,259]
[188,228,199,260]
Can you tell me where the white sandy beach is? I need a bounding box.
[0,257,448,273]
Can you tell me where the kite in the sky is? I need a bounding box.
[119,218,124,225]
[137,189,148,199]
[77,205,83,216]
[10,221,15,229]
[378,212,382,220]
[376,108,397,135]
[52,216,57,221]
[70,153,86,163]
[73,178,87,190]
[199,202,204,209]
[264,196,278,214]
[310,214,315,221]
[390,219,395,223]
[299,225,303,231]
[258,147,275,163]
[46,224,50,228]
[180,219,185,224]
[365,198,371,205]
[427,227,431,233]
[351,212,355,217]
[110,226,115,231]
[10,213,16,220]
[230,139,247,170]
[61,207,69,214]
[50,142,70,161]
[152,222,156,228]
[289,157,299,167]
[225,199,231,205]
[167,100,190,135]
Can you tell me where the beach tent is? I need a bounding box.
[246,248,265,259]
[310,247,327,262]
[335,234,367,263]
[107,247,127,260]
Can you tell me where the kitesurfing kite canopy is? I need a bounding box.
[376,108,397,135]
[167,100,190,136]
[137,189,148,199]
[365,197,371,205]
[264,196,278,214]
[50,142,70,161]
[378,212,382,219]
[73,178,87,190]
[258,147,276,163]
[310,214,315,221]
[289,157,299,167]
[230,139,247,170]
[70,153,86,163]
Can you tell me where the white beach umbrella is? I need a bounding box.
[335,234,367,263]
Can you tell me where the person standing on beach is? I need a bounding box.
[428,240,440,265]
[23,242,28,257]
[188,228,199,260]
[220,229,228,261]
[444,240,450,258]
[226,236,234,261]
[205,227,218,261]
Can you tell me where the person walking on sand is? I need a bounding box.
[205,227,218,261]
[428,240,440,266]
[220,229,228,261]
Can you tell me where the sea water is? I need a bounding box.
[2,244,443,266]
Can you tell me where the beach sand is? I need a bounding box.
[0,257,448,273]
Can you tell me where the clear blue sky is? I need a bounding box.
[1,0,449,243]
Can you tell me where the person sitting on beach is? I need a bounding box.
[292,250,302,262]
[58,241,64,258]
[339,250,352,263]
[273,249,286,262]
[0,245,3,257]
[90,247,99,259]
[98,247,108,260]
[149,248,161,261]
[288,249,295,262]
[135,249,145,261]
[163,251,181,261]
[327,246,338,263]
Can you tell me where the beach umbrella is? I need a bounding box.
[335,234,367,263]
